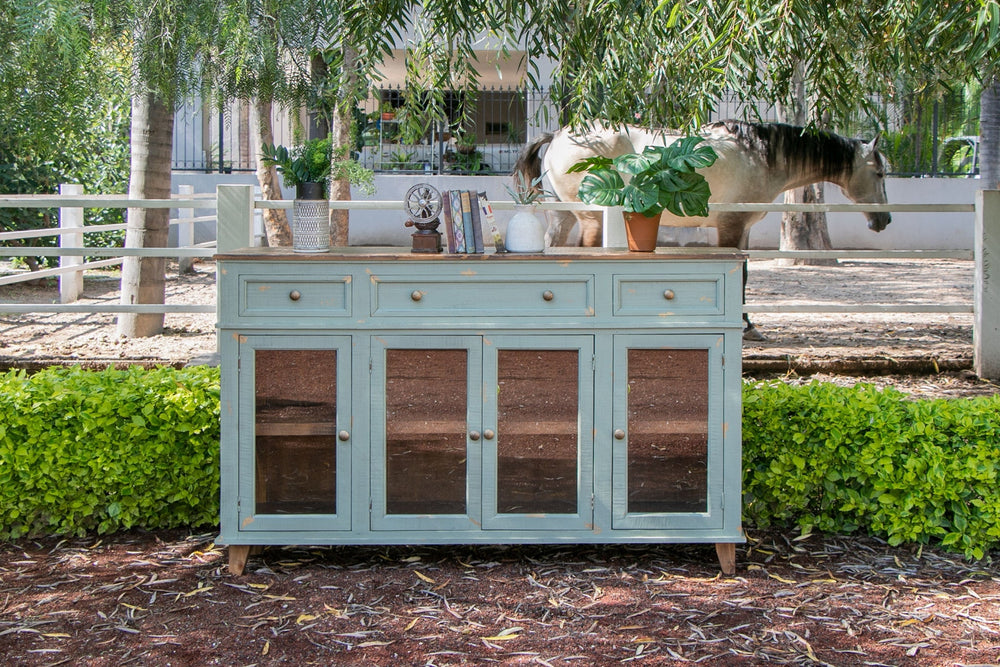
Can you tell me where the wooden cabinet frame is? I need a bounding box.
[217,249,744,576]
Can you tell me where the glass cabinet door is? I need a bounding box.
[611,334,725,530]
[371,336,482,531]
[482,336,594,530]
[238,336,352,532]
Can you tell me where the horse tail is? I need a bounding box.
[513,132,554,187]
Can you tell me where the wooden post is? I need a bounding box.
[602,206,627,248]
[975,190,1000,380]
[177,184,195,273]
[59,183,84,303]
[216,184,254,253]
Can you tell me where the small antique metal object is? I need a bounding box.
[403,183,444,253]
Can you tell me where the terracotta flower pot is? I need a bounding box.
[623,211,660,252]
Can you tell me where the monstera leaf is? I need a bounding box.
[659,171,712,217]
[573,137,718,217]
[577,169,626,207]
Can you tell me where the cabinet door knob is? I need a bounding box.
[483,429,495,440]
[338,430,350,442]
[614,429,626,440]
[411,290,423,301]
[542,290,554,301]
[289,290,302,301]
[469,430,481,441]
[663,289,675,300]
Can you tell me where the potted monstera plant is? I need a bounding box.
[568,137,718,251]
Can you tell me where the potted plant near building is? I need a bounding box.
[568,137,718,251]
[260,138,375,252]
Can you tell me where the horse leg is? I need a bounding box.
[576,210,604,247]
[544,209,578,247]
[718,219,766,342]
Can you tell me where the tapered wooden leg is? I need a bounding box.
[715,543,736,576]
[229,545,252,576]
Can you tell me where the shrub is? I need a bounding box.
[0,366,220,538]
[3,367,999,561]
[743,380,1000,559]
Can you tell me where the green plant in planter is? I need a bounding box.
[568,137,718,217]
[506,170,555,206]
[259,138,333,197]
[453,129,478,154]
[260,138,375,198]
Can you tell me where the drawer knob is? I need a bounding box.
[663,289,675,300]
[542,290,555,301]
[614,429,626,440]
[411,290,423,302]
[338,430,350,442]
[289,290,302,301]
[483,429,495,440]
[469,430,481,441]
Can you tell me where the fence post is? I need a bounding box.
[216,184,254,253]
[177,184,195,273]
[975,189,1000,379]
[59,183,84,303]
[602,206,627,248]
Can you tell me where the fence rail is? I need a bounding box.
[1,184,997,376]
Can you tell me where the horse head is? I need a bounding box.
[843,136,891,232]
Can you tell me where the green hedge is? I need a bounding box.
[0,366,220,538]
[743,380,1000,559]
[2,367,999,560]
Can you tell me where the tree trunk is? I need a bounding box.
[328,46,357,249]
[775,62,835,266]
[779,183,836,265]
[117,92,174,338]
[329,103,353,248]
[980,76,1000,191]
[252,99,291,246]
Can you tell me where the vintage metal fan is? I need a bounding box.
[403,183,443,253]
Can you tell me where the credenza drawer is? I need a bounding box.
[371,275,595,317]
[613,275,725,317]
[239,275,352,318]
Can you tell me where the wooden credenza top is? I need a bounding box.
[214,246,747,262]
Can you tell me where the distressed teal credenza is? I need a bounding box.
[215,247,745,575]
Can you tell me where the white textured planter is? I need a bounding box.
[505,205,545,253]
[292,198,330,252]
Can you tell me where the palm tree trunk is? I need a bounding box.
[980,76,1000,191]
[252,99,291,246]
[117,92,174,338]
[328,46,358,248]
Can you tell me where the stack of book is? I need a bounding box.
[440,190,506,253]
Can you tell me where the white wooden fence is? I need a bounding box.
[1,184,998,377]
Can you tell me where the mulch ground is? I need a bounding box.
[1,528,998,666]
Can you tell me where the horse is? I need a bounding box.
[514,119,891,340]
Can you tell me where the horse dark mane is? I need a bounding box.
[707,120,867,179]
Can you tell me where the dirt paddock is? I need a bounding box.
[1,256,997,398]
[1,257,999,666]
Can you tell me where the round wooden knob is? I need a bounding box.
[663,289,675,300]
[338,430,350,442]
[483,429,495,440]
[289,290,302,301]
[411,290,423,301]
[469,430,481,441]
[542,290,554,301]
[614,429,626,440]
